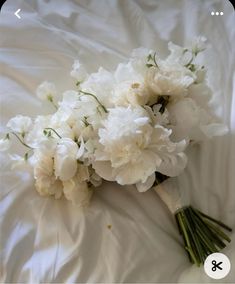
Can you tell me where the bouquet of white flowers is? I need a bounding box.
[0,37,232,266]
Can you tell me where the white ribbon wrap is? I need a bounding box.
[153,178,189,214]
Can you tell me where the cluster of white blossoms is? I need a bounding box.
[0,37,227,206]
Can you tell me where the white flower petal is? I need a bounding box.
[136,173,155,192]
[54,138,78,181]
[200,123,228,138]
[70,60,88,82]
[0,138,11,151]
[63,178,92,206]
[76,137,85,159]
[7,115,32,133]
[94,106,187,189]
[36,81,57,101]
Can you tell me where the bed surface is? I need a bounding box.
[0,0,234,282]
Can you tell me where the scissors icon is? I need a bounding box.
[212,260,223,271]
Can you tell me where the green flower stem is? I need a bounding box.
[184,209,204,263]
[175,214,182,235]
[51,101,58,110]
[79,90,108,113]
[192,209,226,252]
[188,208,225,250]
[48,96,58,110]
[44,128,62,139]
[153,52,159,68]
[10,132,33,149]
[191,209,227,249]
[178,212,199,266]
[191,210,218,242]
[195,208,232,232]
[195,223,218,253]
[175,214,192,263]
[203,219,231,243]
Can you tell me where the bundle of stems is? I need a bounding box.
[175,206,232,266]
[154,173,232,266]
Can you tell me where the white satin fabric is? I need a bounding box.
[0,0,234,282]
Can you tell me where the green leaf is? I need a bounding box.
[146,63,154,68]
[147,54,152,61]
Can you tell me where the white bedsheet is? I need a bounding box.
[0,0,234,282]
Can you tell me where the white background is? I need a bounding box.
[0,0,234,282]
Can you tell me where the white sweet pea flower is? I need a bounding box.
[63,177,92,206]
[33,150,55,186]
[61,163,92,205]
[144,105,169,127]
[59,90,80,108]
[33,150,63,199]
[54,138,79,181]
[131,47,153,76]
[36,179,63,199]
[26,115,57,148]
[9,154,34,171]
[81,67,115,107]
[114,62,144,84]
[70,60,88,82]
[51,93,99,141]
[166,42,192,66]
[93,106,187,192]
[0,137,11,151]
[166,38,207,67]
[36,81,57,102]
[194,67,206,83]
[35,137,58,156]
[7,115,32,135]
[191,36,207,55]
[89,168,102,187]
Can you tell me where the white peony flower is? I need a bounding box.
[70,60,88,82]
[112,81,151,107]
[36,81,57,101]
[7,115,32,135]
[54,138,79,181]
[93,106,187,192]
[146,63,195,97]
[188,83,212,107]
[111,53,158,107]
[167,97,228,142]
[0,137,11,151]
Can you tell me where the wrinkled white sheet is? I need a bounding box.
[0,0,234,282]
